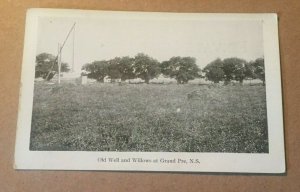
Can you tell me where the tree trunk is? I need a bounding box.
[97,77,104,82]
[145,78,150,84]
[224,79,230,85]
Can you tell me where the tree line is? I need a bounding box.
[35,52,265,85]
[203,57,265,85]
[81,53,201,84]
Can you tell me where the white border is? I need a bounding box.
[14,9,285,173]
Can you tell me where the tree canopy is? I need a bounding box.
[133,53,160,84]
[107,57,122,80]
[107,56,135,81]
[252,58,265,85]
[81,52,265,86]
[202,57,265,85]
[82,60,109,82]
[244,62,256,80]
[222,57,247,84]
[35,53,69,79]
[203,58,224,83]
[161,56,200,84]
[82,54,160,83]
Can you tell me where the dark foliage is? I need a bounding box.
[222,57,247,84]
[35,53,69,80]
[203,58,224,83]
[82,60,109,82]
[161,56,200,84]
[133,53,161,84]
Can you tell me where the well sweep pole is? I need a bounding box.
[58,43,62,84]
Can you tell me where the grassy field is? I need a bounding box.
[30,82,268,153]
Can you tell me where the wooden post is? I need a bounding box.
[58,43,62,84]
[72,23,75,72]
[45,23,76,82]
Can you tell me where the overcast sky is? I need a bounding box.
[36,16,264,72]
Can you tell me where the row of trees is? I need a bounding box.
[35,52,265,85]
[82,53,265,85]
[203,57,265,85]
[82,53,200,84]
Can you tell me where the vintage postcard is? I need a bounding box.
[14,8,285,173]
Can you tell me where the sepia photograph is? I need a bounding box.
[15,9,285,173]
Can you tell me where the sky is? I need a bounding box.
[36,16,264,72]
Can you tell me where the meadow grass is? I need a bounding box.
[30,82,268,153]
